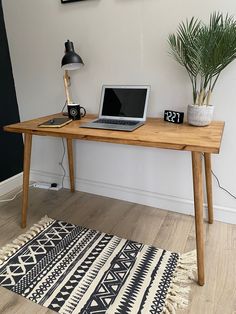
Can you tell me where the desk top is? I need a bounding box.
[4,113,225,153]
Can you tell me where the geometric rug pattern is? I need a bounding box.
[0,217,196,313]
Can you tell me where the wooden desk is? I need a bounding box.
[4,113,225,286]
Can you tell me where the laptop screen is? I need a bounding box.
[101,87,149,120]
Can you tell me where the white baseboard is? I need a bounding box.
[30,169,236,224]
[0,172,23,196]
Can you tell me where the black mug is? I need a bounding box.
[67,104,86,120]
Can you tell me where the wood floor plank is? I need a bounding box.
[184,221,236,314]
[0,188,235,314]
[111,204,168,245]
[153,211,194,252]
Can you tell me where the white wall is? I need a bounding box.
[2,0,236,223]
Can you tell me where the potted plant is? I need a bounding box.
[168,12,236,126]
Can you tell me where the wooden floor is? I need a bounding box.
[0,188,235,314]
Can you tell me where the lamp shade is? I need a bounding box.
[61,40,84,70]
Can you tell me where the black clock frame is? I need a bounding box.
[164,110,184,124]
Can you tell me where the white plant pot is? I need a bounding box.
[187,105,214,126]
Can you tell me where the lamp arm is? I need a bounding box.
[63,70,72,104]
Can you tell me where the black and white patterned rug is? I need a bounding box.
[0,217,196,314]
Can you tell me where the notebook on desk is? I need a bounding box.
[38,117,72,128]
[80,85,150,131]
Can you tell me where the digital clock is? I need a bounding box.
[164,110,184,124]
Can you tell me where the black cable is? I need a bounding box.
[58,101,67,188]
[59,138,66,188]
[211,169,236,199]
[201,153,236,199]
[61,101,67,115]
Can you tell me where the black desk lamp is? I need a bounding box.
[61,40,84,105]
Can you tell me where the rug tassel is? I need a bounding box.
[162,250,197,314]
[0,216,54,265]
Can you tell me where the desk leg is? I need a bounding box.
[204,153,213,224]
[22,133,32,228]
[192,151,205,286]
[66,138,75,192]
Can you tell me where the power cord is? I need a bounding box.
[58,101,68,188]
[61,101,67,115]
[0,183,35,203]
[1,101,68,203]
[211,169,236,200]
[59,138,66,188]
[200,153,236,199]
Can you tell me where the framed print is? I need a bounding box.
[61,0,86,3]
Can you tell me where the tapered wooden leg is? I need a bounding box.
[204,153,213,224]
[22,133,32,228]
[192,151,205,286]
[66,138,75,192]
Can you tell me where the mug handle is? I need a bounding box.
[80,106,86,118]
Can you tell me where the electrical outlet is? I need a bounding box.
[33,182,51,189]
[33,182,62,191]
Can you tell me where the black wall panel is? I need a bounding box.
[0,1,23,182]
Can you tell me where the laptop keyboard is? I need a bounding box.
[94,119,139,126]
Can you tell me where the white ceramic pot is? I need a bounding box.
[187,105,214,126]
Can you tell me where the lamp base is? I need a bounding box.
[62,111,68,116]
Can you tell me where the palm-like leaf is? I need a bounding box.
[168,17,202,102]
[168,12,236,105]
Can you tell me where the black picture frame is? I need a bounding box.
[61,0,85,3]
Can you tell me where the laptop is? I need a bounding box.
[80,85,150,131]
